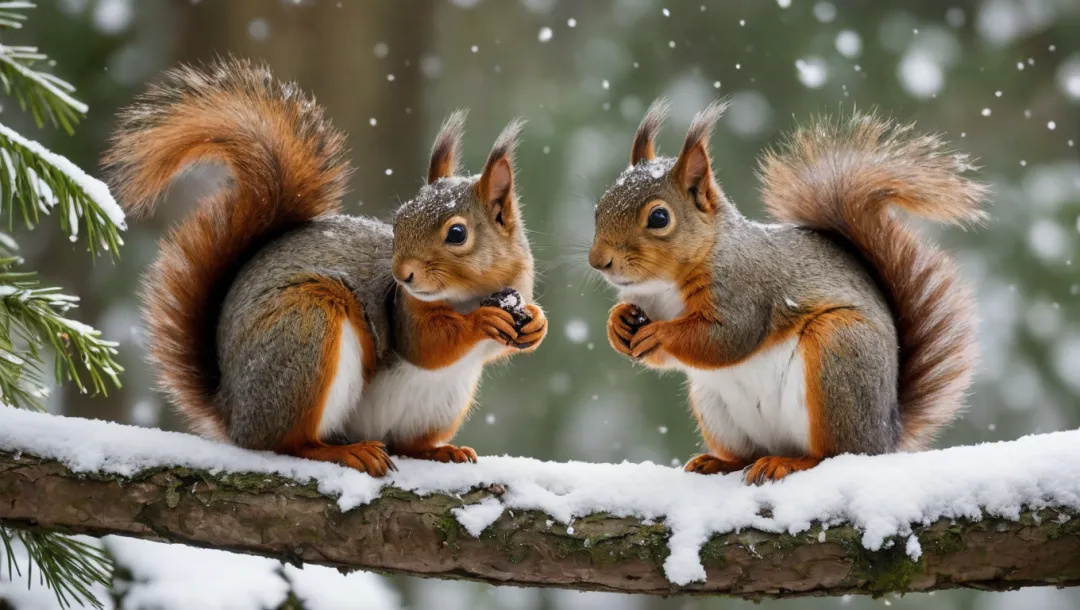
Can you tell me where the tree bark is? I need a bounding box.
[0,450,1077,599]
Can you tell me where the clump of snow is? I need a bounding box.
[452,497,506,537]
[2,409,1080,587]
[905,534,922,560]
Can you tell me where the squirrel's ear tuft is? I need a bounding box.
[672,100,728,213]
[428,109,467,184]
[631,98,670,165]
[477,118,524,230]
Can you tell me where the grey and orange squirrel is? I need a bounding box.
[590,99,986,485]
[103,58,547,476]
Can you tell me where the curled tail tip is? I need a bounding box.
[762,110,990,226]
[104,57,350,219]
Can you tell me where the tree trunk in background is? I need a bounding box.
[175,0,432,215]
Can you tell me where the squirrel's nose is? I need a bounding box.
[392,259,420,285]
[588,246,614,271]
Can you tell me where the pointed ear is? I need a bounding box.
[477,118,524,230]
[428,109,467,184]
[672,100,728,213]
[631,98,669,165]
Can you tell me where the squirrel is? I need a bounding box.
[103,58,547,476]
[589,99,986,485]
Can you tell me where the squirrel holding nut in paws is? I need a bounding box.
[590,99,985,485]
[104,58,546,476]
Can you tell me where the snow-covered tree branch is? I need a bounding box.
[1,408,1078,600]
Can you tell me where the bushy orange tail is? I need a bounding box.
[759,113,987,450]
[103,57,350,436]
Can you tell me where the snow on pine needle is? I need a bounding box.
[0,4,125,258]
[0,123,125,255]
[0,248,122,411]
[0,4,87,134]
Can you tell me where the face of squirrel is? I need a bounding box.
[589,99,729,291]
[392,111,533,304]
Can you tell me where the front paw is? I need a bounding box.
[514,304,547,351]
[629,320,666,359]
[743,456,822,486]
[471,306,520,347]
[684,453,748,475]
[607,303,648,358]
[396,443,478,464]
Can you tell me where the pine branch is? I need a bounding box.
[0,528,109,610]
[0,3,86,134]
[0,2,32,30]
[0,248,122,408]
[0,124,125,258]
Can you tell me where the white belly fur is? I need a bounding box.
[319,321,365,439]
[347,341,496,444]
[619,282,811,457]
[685,336,810,457]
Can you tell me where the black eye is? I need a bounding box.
[647,207,670,229]
[446,223,468,245]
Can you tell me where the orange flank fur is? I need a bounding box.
[798,308,863,457]
[272,276,391,476]
[734,308,864,484]
[260,275,378,380]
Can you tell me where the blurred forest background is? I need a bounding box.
[6,0,1079,608]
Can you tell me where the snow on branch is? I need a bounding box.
[1,408,1078,599]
